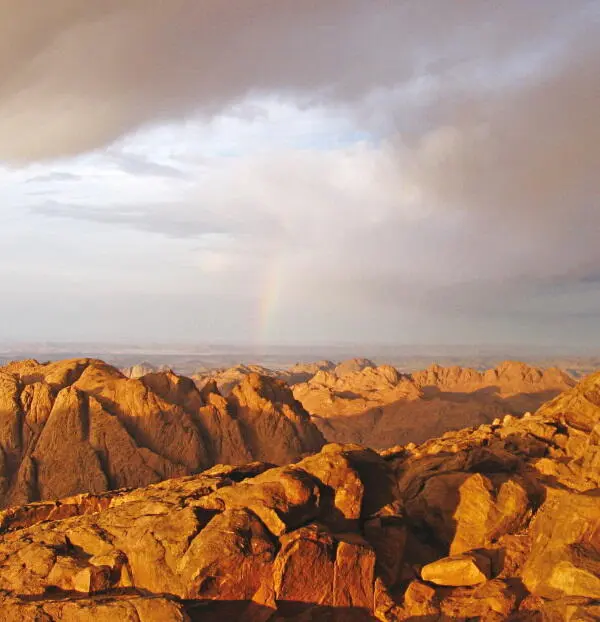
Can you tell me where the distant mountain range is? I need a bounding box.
[2,341,599,378]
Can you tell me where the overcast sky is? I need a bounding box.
[0,1,599,348]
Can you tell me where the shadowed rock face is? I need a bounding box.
[0,359,325,509]
[0,372,597,619]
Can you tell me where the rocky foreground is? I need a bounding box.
[0,371,598,620]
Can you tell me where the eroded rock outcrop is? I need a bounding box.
[284,359,336,384]
[412,360,573,396]
[121,361,161,379]
[192,364,280,396]
[293,364,419,420]
[0,359,325,508]
[0,370,598,619]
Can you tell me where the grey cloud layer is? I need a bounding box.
[1,1,599,345]
[0,0,593,160]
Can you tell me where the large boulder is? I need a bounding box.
[522,489,600,599]
[421,553,491,586]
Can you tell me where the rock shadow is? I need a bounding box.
[313,387,564,447]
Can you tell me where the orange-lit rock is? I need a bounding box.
[0,359,325,508]
[0,366,596,619]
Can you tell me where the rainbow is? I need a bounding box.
[256,253,284,346]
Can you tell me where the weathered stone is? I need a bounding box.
[195,466,322,536]
[295,445,364,528]
[364,516,406,587]
[181,508,276,600]
[332,534,376,608]
[402,580,440,618]
[43,595,190,621]
[522,490,600,599]
[273,524,335,606]
[421,553,491,586]
[438,579,518,619]
[72,564,111,594]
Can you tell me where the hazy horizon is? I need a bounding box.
[1,1,599,346]
[1,339,599,369]
[1,338,599,352]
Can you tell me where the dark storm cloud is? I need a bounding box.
[0,0,594,160]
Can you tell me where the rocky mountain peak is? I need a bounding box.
[231,372,301,411]
[0,359,325,510]
[333,357,377,376]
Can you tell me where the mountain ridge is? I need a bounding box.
[0,358,325,509]
[0,357,577,509]
[294,360,575,448]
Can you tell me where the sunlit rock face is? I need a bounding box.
[0,372,598,619]
[0,358,326,508]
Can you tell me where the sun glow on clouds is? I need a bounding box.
[1,99,407,341]
[0,1,598,345]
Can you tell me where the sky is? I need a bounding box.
[0,0,599,348]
